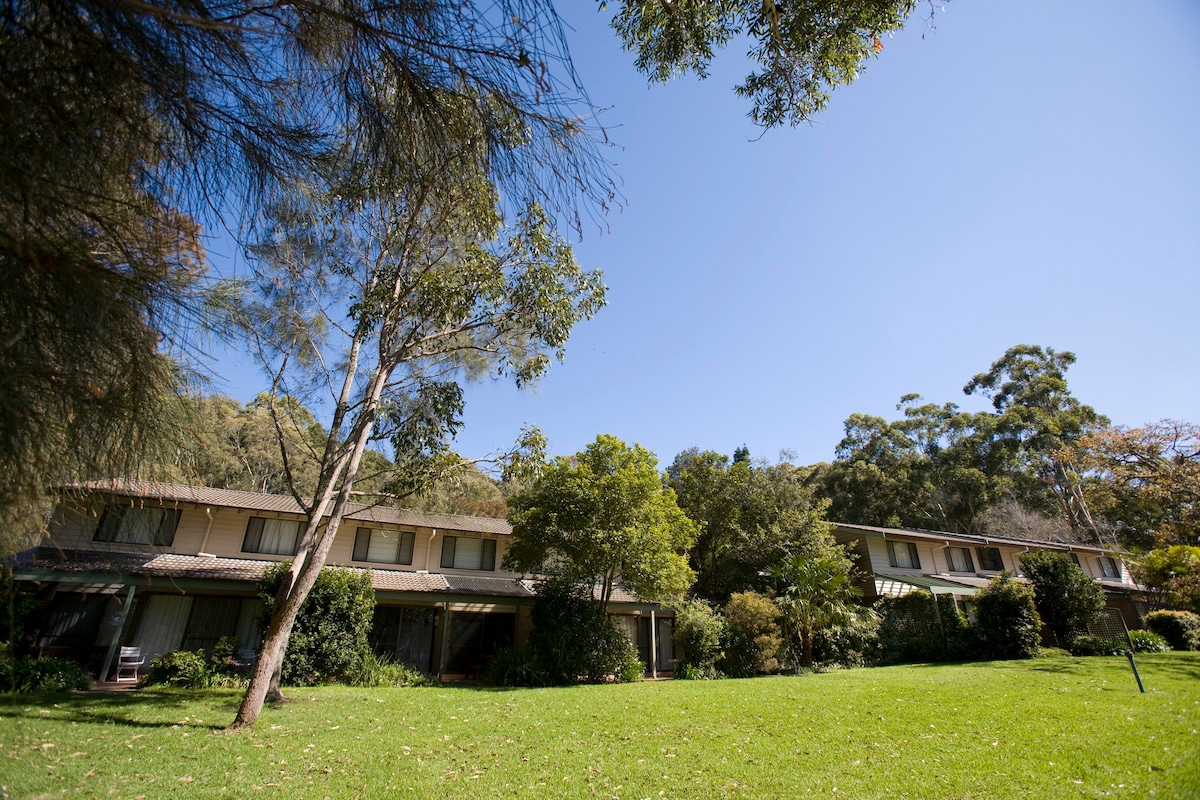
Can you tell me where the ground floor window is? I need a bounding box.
[445,612,514,673]
[370,606,437,673]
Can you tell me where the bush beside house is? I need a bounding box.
[1144,610,1200,651]
[974,573,1042,660]
[259,563,376,686]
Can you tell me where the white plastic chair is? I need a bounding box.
[115,646,144,683]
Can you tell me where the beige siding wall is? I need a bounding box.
[859,532,1135,588]
[47,500,519,577]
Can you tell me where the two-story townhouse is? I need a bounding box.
[833,522,1148,630]
[10,480,675,681]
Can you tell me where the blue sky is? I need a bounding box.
[210,0,1200,468]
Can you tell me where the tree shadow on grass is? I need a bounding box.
[0,688,241,730]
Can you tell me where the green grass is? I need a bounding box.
[3,654,1199,799]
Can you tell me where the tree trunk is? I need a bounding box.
[230,372,387,729]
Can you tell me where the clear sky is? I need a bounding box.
[209,0,1200,469]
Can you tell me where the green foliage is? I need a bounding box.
[609,0,918,127]
[147,638,249,689]
[506,435,697,611]
[667,448,835,603]
[484,647,545,688]
[1135,547,1200,613]
[1144,610,1200,651]
[147,650,213,689]
[812,607,880,668]
[259,563,375,686]
[1069,635,1127,657]
[672,599,726,674]
[345,653,432,688]
[810,346,1108,540]
[875,590,972,665]
[1128,630,1170,653]
[719,591,782,678]
[0,645,92,693]
[522,580,642,686]
[974,574,1042,660]
[1018,550,1105,646]
[768,550,862,667]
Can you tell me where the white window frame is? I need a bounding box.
[93,505,180,546]
[352,527,415,565]
[440,535,497,571]
[946,546,975,573]
[886,540,921,570]
[241,516,302,556]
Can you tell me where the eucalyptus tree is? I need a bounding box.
[227,119,605,725]
[2,0,615,553]
[965,345,1109,540]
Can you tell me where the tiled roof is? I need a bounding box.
[13,548,514,598]
[66,479,511,535]
[834,522,1124,554]
[443,574,534,598]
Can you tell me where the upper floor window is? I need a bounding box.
[886,540,920,570]
[1069,552,1081,566]
[1098,556,1120,579]
[946,546,975,573]
[352,527,415,565]
[242,517,301,556]
[440,535,496,571]
[976,547,1004,572]
[94,505,180,546]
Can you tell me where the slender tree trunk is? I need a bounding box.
[231,362,390,729]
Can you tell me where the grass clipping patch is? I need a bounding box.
[2,654,1199,798]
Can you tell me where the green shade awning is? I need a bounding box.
[873,572,980,597]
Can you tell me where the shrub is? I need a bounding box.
[260,563,375,686]
[523,580,642,685]
[346,653,433,687]
[674,663,721,680]
[1070,634,1126,657]
[0,646,92,693]
[1128,630,1170,653]
[813,607,879,668]
[719,591,781,678]
[1018,550,1105,647]
[974,573,1041,660]
[875,591,973,665]
[1144,610,1200,651]
[148,650,212,688]
[485,647,544,687]
[672,599,725,674]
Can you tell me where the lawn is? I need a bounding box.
[2,654,1198,799]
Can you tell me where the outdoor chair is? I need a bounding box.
[115,646,144,683]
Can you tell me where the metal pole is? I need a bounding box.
[1125,650,1145,693]
[437,601,451,682]
[649,610,657,679]
[99,585,136,682]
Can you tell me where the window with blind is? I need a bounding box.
[440,535,496,571]
[976,547,1004,571]
[241,517,302,555]
[352,527,415,565]
[93,505,180,546]
[946,546,975,573]
[886,540,921,570]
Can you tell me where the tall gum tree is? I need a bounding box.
[227,125,605,727]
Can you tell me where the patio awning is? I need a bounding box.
[873,572,980,598]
